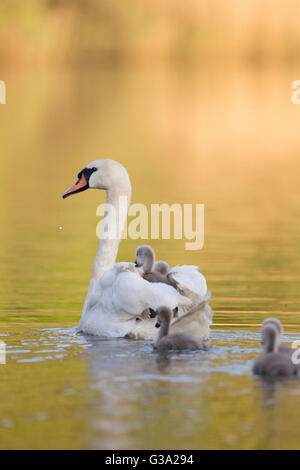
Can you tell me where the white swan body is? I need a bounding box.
[63,159,213,340]
[79,261,192,339]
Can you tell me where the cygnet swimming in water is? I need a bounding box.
[135,245,178,288]
[261,318,300,370]
[154,306,207,352]
[253,320,298,378]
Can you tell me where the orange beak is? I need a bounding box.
[62,173,88,199]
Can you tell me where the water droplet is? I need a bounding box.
[63,388,75,396]
[35,412,48,421]
[2,419,14,428]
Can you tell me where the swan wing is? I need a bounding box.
[80,262,208,341]
[169,290,213,343]
[83,262,139,312]
[168,265,207,298]
[111,272,189,317]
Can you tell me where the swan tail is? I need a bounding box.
[183,289,211,315]
[178,293,193,308]
[167,266,207,299]
[169,290,213,342]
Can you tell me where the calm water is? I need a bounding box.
[1,64,300,449]
[1,327,300,449]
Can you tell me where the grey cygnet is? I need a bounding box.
[135,245,177,288]
[154,306,207,352]
[253,320,298,378]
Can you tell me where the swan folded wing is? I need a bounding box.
[84,267,116,312]
[168,265,207,298]
[85,262,140,312]
[80,270,145,337]
[169,290,213,343]
[111,272,190,319]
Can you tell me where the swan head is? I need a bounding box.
[154,261,169,275]
[261,318,283,345]
[155,306,172,328]
[135,245,155,274]
[62,159,131,199]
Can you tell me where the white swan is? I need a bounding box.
[62,159,213,340]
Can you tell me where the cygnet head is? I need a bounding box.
[261,318,283,344]
[262,324,281,354]
[154,261,169,275]
[135,245,155,274]
[62,159,131,199]
[155,306,172,328]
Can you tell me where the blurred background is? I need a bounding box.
[1,0,300,327]
[1,0,300,328]
[1,0,300,66]
[1,0,300,451]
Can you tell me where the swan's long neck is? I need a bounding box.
[91,187,131,285]
[82,177,131,319]
[79,160,132,321]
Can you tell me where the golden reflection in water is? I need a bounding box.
[1,328,300,450]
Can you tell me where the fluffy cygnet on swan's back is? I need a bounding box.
[153,261,169,275]
[135,245,177,287]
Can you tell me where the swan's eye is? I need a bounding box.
[92,167,97,172]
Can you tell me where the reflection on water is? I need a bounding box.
[1,63,300,448]
[0,327,300,449]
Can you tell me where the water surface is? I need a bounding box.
[1,63,300,449]
[1,326,300,449]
